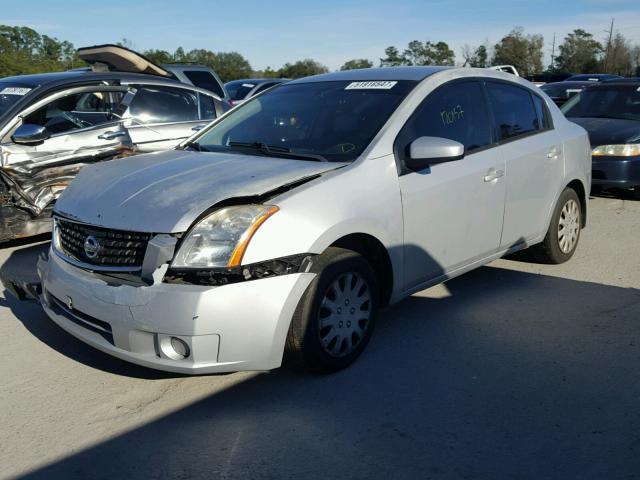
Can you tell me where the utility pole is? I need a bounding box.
[550,33,556,71]
[603,18,614,72]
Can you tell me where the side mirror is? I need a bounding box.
[405,136,464,171]
[12,124,51,145]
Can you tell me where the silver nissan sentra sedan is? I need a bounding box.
[10,67,591,374]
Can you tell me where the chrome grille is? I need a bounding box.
[56,218,151,269]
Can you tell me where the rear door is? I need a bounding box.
[484,81,564,248]
[123,84,219,151]
[397,79,506,290]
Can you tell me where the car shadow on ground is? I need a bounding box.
[10,259,640,479]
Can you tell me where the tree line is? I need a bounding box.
[1,24,639,82]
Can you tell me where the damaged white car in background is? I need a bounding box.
[4,67,591,374]
[0,45,226,242]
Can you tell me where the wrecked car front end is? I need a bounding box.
[8,150,343,373]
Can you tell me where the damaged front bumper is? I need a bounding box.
[10,248,315,374]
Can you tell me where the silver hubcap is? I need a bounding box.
[558,199,580,254]
[318,272,372,358]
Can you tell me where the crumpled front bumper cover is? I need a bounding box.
[6,248,315,374]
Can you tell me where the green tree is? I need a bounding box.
[380,46,404,66]
[554,29,602,73]
[605,32,633,75]
[340,58,373,70]
[278,59,328,79]
[143,49,174,65]
[492,27,544,76]
[381,40,455,67]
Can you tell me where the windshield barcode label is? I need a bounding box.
[345,81,397,90]
[1,87,31,95]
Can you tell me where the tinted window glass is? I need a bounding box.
[0,83,32,118]
[128,86,199,124]
[23,90,124,135]
[486,82,539,140]
[196,80,416,162]
[225,81,256,101]
[254,82,277,94]
[562,85,640,121]
[531,94,549,130]
[399,81,491,153]
[199,93,217,120]
[183,70,225,98]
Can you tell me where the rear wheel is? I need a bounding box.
[285,247,379,373]
[532,187,582,264]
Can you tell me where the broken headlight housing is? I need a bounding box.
[171,205,279,269]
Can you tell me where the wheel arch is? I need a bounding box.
[328,233,394,307]
[566,178,587,227]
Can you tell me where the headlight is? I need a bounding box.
[592,144,640,157]
[171,205,278,269]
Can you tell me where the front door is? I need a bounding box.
[396,80,506,290]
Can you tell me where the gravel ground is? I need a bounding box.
[0,195,639,480]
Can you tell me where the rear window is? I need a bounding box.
[486,82,540,141]
[225,81,256,101]
[562,85,640,121]
[183,70,225,98]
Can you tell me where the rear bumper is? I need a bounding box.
[35,249,314,374]
[591,156,640,189]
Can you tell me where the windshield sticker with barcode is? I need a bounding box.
[1,87,31,96]
[345,81,397,90]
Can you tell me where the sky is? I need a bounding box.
[4,0,640,70]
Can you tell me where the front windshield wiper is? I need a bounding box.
[228,141,327,162]
[182,141,209,152]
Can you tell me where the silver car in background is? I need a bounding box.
[9,67,591,374]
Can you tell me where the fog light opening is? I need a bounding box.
[159,336,191,360]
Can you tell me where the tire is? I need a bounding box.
[532,187,582,264]
[285,247,379,373]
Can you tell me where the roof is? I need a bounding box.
[290,66,451,84]
[600,77,640,85]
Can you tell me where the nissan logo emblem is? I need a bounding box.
[83,235,99,259]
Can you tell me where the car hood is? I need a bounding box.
[569,117,640,147]
[55,150,345,233]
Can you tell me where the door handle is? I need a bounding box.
[484,169,505,182]
[98,131,127,140]
[191,124,206,132]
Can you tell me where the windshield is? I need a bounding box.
[195,80,416,162]
[562,85,640,121]
[0,82,32,117]
[225,81,257,101]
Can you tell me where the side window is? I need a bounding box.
[531,93,550,130]
[128,86,199,124]
[398,80,492,156]
[486,82,540,141]
[22,91,124,135]
[198,93,217,120]
[183,71,225,98]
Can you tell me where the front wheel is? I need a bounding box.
[532,187,582,264]
[285,247,379,373]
